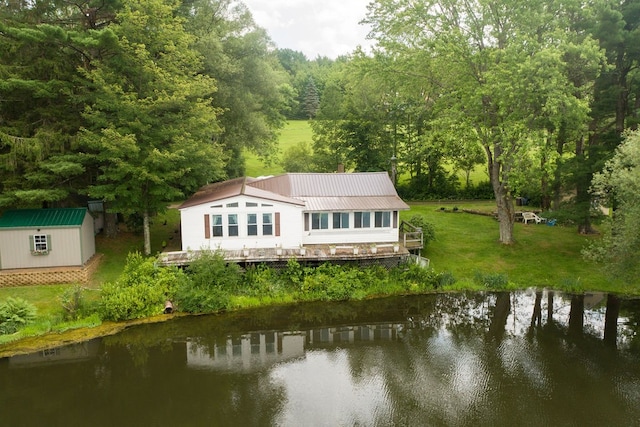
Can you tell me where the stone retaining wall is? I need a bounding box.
[0,254,103,287]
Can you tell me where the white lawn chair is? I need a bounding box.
[522,212,546,224]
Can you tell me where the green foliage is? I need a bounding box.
[280,141,314,172]
[0,297,37,335]
[474,271,509,290]
[99,252,184,321]
[281,258,306,289]
[174,251,241,313]
[243,264,286,297]
[185,251,242,292]
[407,214,436,246]
[59,284,90,321]
[585,130,640,282]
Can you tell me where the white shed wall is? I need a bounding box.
[80,212,96,263]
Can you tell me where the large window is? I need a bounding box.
[374,211,391,228]
[354,212,370,228]
[311,213,329,230]
[247,214,258,236]
[262,213,273,235]
[212,215,223,236]
[333,212,349,229]
[228,214,238,236]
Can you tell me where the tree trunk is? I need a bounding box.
[489,148,515,244]
[143,209,151,256]
[103,202,118,238]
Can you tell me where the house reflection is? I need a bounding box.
[7,339,101,368]
[186,323,403,372]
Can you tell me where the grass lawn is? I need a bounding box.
[404,202,622,292]
[245,120,313,177]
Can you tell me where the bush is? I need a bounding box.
[473,271,509,289]
[407,214,436,246]
[0,297,37,335]
[100,252,185,321]
[59,284,89,321]
[174,250,241,313]
[186,250,242,292]
[243,264,285,297]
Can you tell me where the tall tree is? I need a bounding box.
[0,0,119,207]
[80,0,225,254]
[365,0,601,244]
[180,0,290,177]
[572,0,640,234]
[584,129,640,282]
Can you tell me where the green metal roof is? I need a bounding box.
[0,208,88,228]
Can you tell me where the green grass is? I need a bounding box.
[403,202,620,292]
[245,120,313,176]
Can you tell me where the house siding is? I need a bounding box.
[180,195,304,251]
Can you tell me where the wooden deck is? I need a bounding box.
[158,243,412,268]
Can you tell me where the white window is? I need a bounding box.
[312,213,329,230]
[354,212,370,228]
[228,214,238,236]
[247,214,258,236]
[263,213,273,235]
[34,235,48,251]
[333,212,349,229]
[212,215,223,237]
[374,211,391,228]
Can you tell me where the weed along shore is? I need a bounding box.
[0,202,633,358]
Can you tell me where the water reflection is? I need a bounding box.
[1,291,640,427]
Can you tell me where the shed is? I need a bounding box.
[0,208,95,270]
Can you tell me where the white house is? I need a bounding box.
[178,172,410,252]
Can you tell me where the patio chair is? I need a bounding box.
[522,212,547,224]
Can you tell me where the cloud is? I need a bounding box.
[242,0,374,59]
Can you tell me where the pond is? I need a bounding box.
[1,291,639,426]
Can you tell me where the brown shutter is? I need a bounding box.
[204,214,210,238]
[304,213,309,231]
[393,211,398,228]
[275,212,281,236]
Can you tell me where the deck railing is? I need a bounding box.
[399,220,423,250]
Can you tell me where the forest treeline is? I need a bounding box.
[1,0,639,254]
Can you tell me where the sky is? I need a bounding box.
[241,0,375,59]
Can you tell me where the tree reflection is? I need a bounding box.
[569,294,585,336]
[604,294,621,348]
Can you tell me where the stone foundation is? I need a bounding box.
[0,254,103,287]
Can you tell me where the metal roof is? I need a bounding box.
[179,172,409,212]
[251,172,401,197]
[178,177,305,209]
[0,208,88,228]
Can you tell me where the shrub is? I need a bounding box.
[473,271,509,289]
[174,250,240,313]
[59,284,88,321]
[407,214,436,246]
[100,252,185,321]
[186,250,242,292]
[281,258,306,289]
[0,297,37,335]
[243,264,285,297]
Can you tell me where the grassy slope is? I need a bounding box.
[244,120,313,177]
